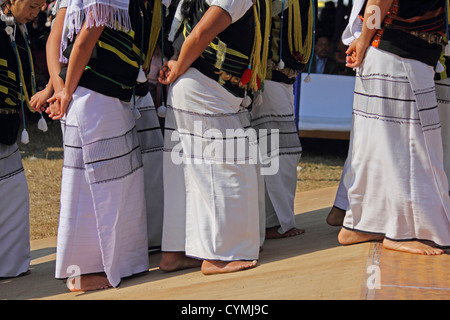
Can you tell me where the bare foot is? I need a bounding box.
[326,206,346,226]
[201,260,258,275]
[338,228,384,245]
[382,239,444,255]
[265,226,305,239]
[67,273,112,292]
[159,252,202,272]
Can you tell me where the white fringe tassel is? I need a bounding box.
[38,115,48,132]
[157,104,167,118]
[21,129,29,144]
[61,3,132,63]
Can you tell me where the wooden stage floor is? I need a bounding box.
[1,186,448,301]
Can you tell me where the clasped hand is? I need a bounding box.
[45,89,72,120]
[345,37,370,69]
[158,60,180,86]
[30,85,53,113]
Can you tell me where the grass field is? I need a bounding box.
[19,118,348,240]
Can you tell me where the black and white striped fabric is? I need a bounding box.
[341,46,450,247]
[437,78,450,189]
[132,93,164,249]
[162,68,260,261]
[55,87,149,287]
[250,80,302,234]
[0,143,30,277]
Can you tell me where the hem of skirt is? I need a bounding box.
[108,264,150,288]
[55,269,149,288]
[148,245,161,253]
[161,250,260,261]
[342,226,450,248]
[342,225,385,236]
[383,236,450,249]
[160,249,186,253]
[55,270,108,281]
[0,268,30,279]
[54,278,123,288]
[186,253,259,262]
[332,205,346,211]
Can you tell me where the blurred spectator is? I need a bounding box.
[310,35,340,75]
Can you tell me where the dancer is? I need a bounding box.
[331,0,450,255]
[126,0,165,251]
[0,0,46,278]
[48,0,152,291]
[250,0,313,239]
[159,0,269,274]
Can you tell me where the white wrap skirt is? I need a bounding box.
[250,80,302,233]
[436,77,450,189]
[55,87,149,287]
[162,68,260,261]
[341,47,450,247]
[128,92,164,249]
[0,143,30,277]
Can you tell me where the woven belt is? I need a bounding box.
[268,59,299,79]
[214,70,246,89]
[384,24,444,46]
[409,30,444,46]
[0,108,19,115]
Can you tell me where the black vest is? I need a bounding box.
[61,0,152,101]
[363,0,446,67]
[174,0,259,97]
[0,20,34,145]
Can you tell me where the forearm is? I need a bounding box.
[46,8,66,93]
[173,6,231,76]
[44,78,54,96]
[345,0,393,68]
[359,0,393,46]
